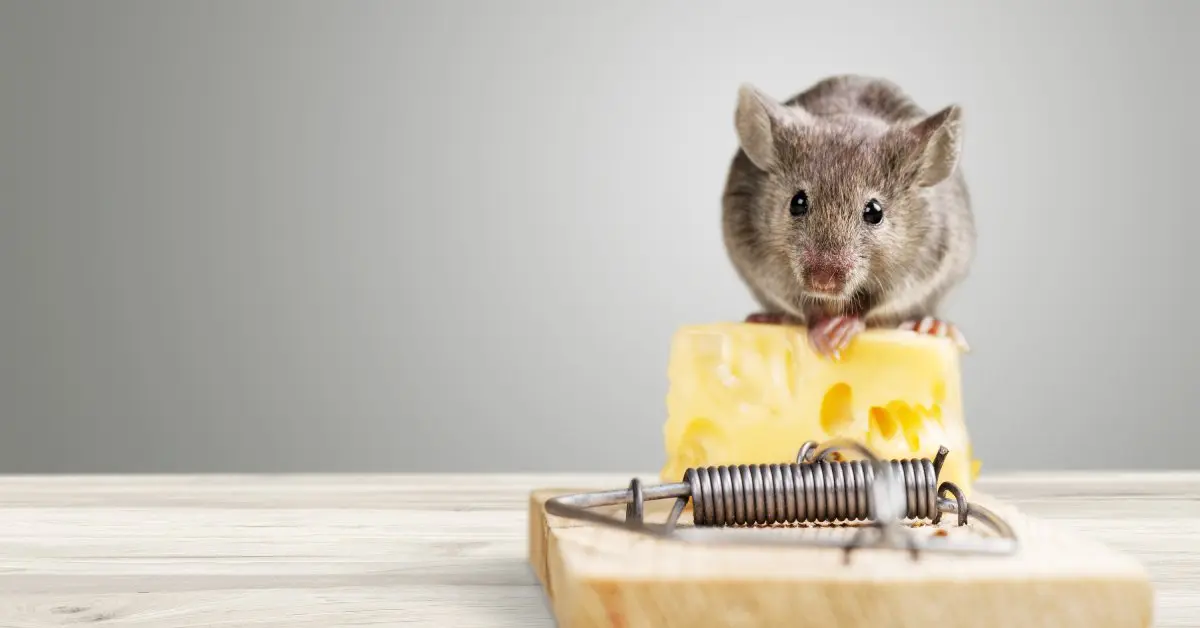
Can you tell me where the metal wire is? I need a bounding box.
[542,438,1018,558]
[685,457,938,526]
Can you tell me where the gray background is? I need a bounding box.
[1,1,1197,473]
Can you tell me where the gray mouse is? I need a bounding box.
[722,75,975,359]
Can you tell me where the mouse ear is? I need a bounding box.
[735,84,807,171]
[908,105,963,187]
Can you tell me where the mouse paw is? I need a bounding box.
[808,316,865,360]
[898,317,970,352]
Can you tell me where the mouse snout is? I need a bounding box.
[807,267,846,293]
[802,249,854,295]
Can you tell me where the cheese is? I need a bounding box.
[661,322,980,494]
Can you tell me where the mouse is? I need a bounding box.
[721,75,975,359]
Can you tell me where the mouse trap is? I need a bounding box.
[528,439,1153,628]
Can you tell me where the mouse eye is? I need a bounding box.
[789,190,809,217]
[862,198,883,225]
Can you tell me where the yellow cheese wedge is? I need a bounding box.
[661,322,980,494]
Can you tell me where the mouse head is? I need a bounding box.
[733,83,963,302]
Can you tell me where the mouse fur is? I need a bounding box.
[722,75,976,337]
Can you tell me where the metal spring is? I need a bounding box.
[685,457,938,527]
[542,438,1018,557]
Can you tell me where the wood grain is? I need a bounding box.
[0,472,1195,626]
[531,487,1155,627]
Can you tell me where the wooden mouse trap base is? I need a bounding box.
[528,483,1154,628]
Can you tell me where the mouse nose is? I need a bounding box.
[803,249,853,294]
[807,267,847,293]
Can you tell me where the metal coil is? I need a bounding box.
[684,457,938,527]
[541,439,1019,556]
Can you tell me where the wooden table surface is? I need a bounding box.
[0,472,1195,627]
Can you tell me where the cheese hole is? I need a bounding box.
[819,383,854,434]
[868,406,898,440]
[885,400,924,453]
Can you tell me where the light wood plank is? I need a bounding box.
[531,487,1156,627]
[0,473,1194,626]
[0,586,553,627]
